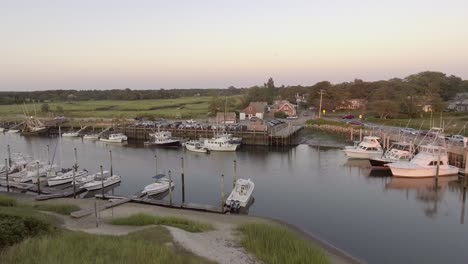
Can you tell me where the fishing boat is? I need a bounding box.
[204,136,239,152]
[72,170,110,186]
[62,132,80,137]
[184,140,209,153]
[47,170,88,186]
[141,174,174,196]
[369,142,414,168]
[80,174,121,191]
[226,178,255,209]
[387,144,459,178]
[100,133,128,143]
[83,134,100,140]
[145,131,180,147]
[216,132,242,144]
[342,136,383,159]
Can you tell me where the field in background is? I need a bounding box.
[0,97,214,119]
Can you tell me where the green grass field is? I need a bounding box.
[0,97,214,119]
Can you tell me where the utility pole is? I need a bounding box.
[318,90,325,119]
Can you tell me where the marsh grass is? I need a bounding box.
[0,194,17,207]
[32,203,81,215]
[0,227,214,264]
[238,223,330,264]
[110,213,214,233]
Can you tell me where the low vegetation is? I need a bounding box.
[306,118,350,127]
[0,227,214,264]
[0,194,17,207]
[238,223,330,264]
[110,213,214,233]
[32,203,81,215]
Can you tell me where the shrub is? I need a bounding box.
[274,111,288,118]
[33,204,80,215]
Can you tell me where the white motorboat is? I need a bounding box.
[216,132,242,144]
[387,144,459,178]
[7,129,20,133]
[10,162,58,183]
[343,136,383,159]
[81,174,121,191]
[226,178,255,208]
[145,131,180,147]
[0,153,33,179]
[0,127,5,132]
[72,170,110,186]
[204,136,239,152]
[184,140,208,153]
[141,174,174,196]
[100,133,128,143]
[83,134,100,140]
[48,170,88,186]
[62,132,80,137]
[369,142,414,168]
[31,164,60,184]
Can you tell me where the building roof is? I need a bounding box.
[242,102,267,114]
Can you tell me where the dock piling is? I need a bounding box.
[5,158,9,192]
[168,170,173,206]
[359,129,362,141]
[181,157,185,204]
[220,173,225,210]
[233,160,237,188]
[7,145,11,167]
[100,165,105,199]
[36,161,41,195]
[47,145,50,165]
[109,150,113,176]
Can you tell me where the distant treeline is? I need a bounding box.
[0,88,243,105]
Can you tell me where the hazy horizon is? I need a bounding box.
[2,0,468,91]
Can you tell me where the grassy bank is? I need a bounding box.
[238,223,330,264]
[0,97,213,119]
[110,213,214,233]
[0,227,214,264]
[32,203,81,215]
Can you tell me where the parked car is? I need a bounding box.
[448,135,465,143]
[286,116,298,119]
[400,128,417,135]
[342,114,355,119]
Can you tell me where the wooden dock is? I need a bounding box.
[70,197,132,218]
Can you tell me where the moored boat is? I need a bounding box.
[141,174,174,196]
[100,133,127,143]
[204,136,239,152]
[145,131,180,147]
[387,144,459,178]
[369,142,414,168]
[343,136,383,159]
[81,174,121,191]
[184,140,209,153]
[226,178,255,209]
[48,170,88,186]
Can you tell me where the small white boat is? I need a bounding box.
[204,136,239,152]
[226,178,255,208]
[0,153,33,179]
[7,129,20,133]
[146,131,180,147]
[216,132,242,144]
[100,133,128,143]
[141,174,174,196]
[81,174,121,191]
[10,162,58,183]
[185,140,208,153]
[72,170,110,186]
[387,144,459,178]
[62,132,80,137]
[343,136,383,159]
[48,170,88,186]
[83,134,100,140]
[0,127,5,132]
[369,142,414,168]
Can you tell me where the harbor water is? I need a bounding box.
[1,133,468,264]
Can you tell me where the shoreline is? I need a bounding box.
[1,191,362,264]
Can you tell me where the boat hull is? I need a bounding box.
[185,144,208,153]
[369,158,391,167]
[343,148,383,159]
[100,138,125,143]
[388,165,459,178]
[144,140,180,147]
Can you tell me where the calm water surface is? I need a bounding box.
[1,133,467,264]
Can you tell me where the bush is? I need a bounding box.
[0,194,17,207]
[41,103,50,113]
[33,204,80,215]
[274,111,288,118]
[0,211,54,249]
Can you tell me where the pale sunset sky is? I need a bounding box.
[1,0,468,90]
